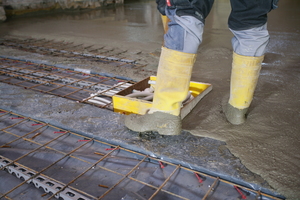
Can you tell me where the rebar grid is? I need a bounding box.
[0,38,145,68]
[0,57,135,110]
[0,109,283,200]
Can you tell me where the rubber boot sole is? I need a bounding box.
[124,112,182,135]
[224,103,248,125]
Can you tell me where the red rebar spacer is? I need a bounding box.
[234,186,247,199]
[105,148,116,151]
[159,161,165,169]
[31,123,43,126]
[194,172,203,183]
[11,117,24,119]
[54,131,67,133]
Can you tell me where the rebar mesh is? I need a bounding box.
[0,109,283,200]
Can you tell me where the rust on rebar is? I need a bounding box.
[94,152,105,156]
[202,177,220,200]
[30,132,42,140]
[0,145,11,148]
[98,184,109,189]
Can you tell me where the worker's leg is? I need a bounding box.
[225,0,279,125]
[125,45,196,135]
[125,1,214,135]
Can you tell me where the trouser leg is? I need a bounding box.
[230,23,270,57]
[157,0,214,53]
[228,0,278,31]
[164,8,204,54]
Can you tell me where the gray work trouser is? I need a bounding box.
[163,0,278,56]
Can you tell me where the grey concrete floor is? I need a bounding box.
[0,0,300,199]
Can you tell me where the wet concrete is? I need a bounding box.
[0,0,163,54]
[0,81,277,197]
[0,0,300,199]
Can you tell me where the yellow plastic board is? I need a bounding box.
[113,76,212,119]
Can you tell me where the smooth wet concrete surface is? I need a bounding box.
[0,0,300,199]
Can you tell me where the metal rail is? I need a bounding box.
[0,109,283,200]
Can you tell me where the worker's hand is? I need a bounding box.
[156,0,166,15]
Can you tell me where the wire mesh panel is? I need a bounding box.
[0,58,135,110]
[0,109,283,200]
[0,38,142,69]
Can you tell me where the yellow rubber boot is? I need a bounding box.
[125,47,196,135]
[225,52,264,125]
[150,47,196,115]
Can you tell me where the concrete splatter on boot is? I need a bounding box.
[225,52,264,125]
[125,112,181,135]
[225,104,248,125]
